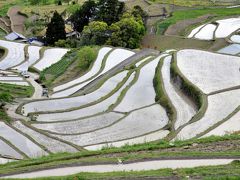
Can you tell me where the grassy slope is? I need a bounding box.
[149,0,237,7]
[0,83,33,99]
[0,134,240,176]
[40,46,99,89]
[157,7,240,35]
[0,83,33,122]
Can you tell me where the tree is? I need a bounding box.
[57,0,62,5]
[77,47,97,69]
[46,11,66,45]
[81,21,109,45]
[70,0,96,32]
[96,0,125,25]
[107,13,145,49]
[131,5,147,22]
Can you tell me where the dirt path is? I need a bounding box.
[28,72,44,99]
[3,158,238,179]
[5,72,45,121]
[7,6,26,34]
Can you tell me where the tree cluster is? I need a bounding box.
[45,0,147,48]
[70,0,146,49]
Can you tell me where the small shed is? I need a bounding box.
[5,31,26,41]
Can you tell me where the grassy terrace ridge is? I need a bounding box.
[0,134,240,176]
[149,0,238,7]
[39,46,99,89]
[157,7,240,35]
[0,83,33,99]
[8,160,240,180]
[0,82,34,122]
[153,55,176,130]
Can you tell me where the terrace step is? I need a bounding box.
[80,49,160,94]
[0,19,11,33]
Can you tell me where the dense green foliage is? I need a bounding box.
[81,21,109,45]
[0,83,33,99]
[96,0,125,25]
[77,46,98,68]
[0,3,14,17]
[70,0,96,32]
[0,92,13,103]
[23,0,70,5]
[80,12,145,48]
[46,11,66,45]
[69,0,145,48]
[55,38,81,48]
[106,13,146,48]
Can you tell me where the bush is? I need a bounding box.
[77,46,97,69]
[55,39,81,48]
[0,92,13,103]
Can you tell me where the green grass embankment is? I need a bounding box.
[0,134,240,176]
[157,7,240,34]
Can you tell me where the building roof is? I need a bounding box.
[5,32,26,41]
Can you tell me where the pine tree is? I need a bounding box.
[46,11,66,45]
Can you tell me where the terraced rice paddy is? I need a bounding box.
[33,48,69,71]
[188,17,240,40]
[161,56,196,129]
[52,47,112,92]
[14,46,42,71]
[51,48,135,98]
[230,34,240,44]
[218,44,240,55]
[0,71,29,86]
[114,55,163,112]
[0,122,47,158]
[0,38,239,165]
[176,89,240,140]
[176,49,240,94]
[53,105,168,147]
[194,24,216,40]
[0,40,25,70]
[203,111,240,137]
[35,72,136,122]
[22,71,129,115]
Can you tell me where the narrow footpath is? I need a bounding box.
[5,72,44,121]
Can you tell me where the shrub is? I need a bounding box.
[77,46,97,69]
[0,92,13,103]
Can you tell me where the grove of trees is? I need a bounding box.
[46,0,147,48]
[71,0,146,48]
